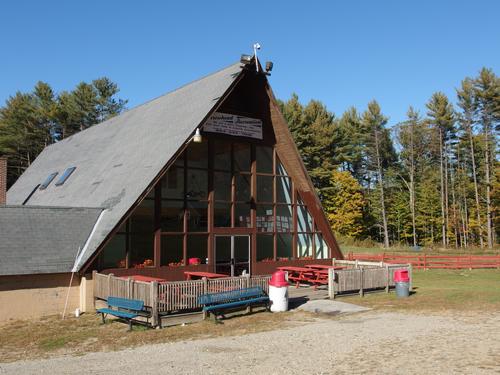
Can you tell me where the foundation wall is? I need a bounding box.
[0,273,93,322]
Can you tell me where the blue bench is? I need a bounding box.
[97,296,148,330]
[198,286,270,320]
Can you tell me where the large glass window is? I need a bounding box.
[257,234,274,262]
[129,200,154,267]
[186,169,208,199]
[257,175,273,202]
[98,140,331,271]
[187,235,208,264]
[315,233,329,259]
[256,205,274,232]
[214,202,231,227]
[297,205,313,232]
[214,172,231,201]
[276,176,292,204]
[213,140,231,171]
[276,205,293,232]
[298,233,313,259]
[187,201,208,232]
[100,234,126,269]
[161,200,184,232]
[187,142,208,169]
[162,166,184,199]
[256,146,273,173]
[235,203,251,227]
[161,235,184,266]
[277,233,292,260]
[234,143,251,171]
[235,173,251,202]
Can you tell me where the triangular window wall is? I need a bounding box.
[96,136,330,271]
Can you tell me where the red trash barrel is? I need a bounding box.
[394,269,410,298]
[269,271,289,312]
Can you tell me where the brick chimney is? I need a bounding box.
[0,156,6,205]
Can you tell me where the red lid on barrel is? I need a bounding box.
[394,269,409,282]
[269,271,289,287]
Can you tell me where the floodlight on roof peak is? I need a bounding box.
[240,54,253,65]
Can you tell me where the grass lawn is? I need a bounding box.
[343,269,500,312]
[0,307,313,363]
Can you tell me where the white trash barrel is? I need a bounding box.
[269,271,289,312]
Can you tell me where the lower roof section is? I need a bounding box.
[0,205,103,276]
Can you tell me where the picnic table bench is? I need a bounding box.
[97,296,150,330]
[278,266,335,290]
[198,286,270,320]
[184,271,228,280]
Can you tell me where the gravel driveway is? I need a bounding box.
[1,311,499,374]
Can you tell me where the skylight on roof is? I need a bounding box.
[55,167,76,186]
[39,172,58,190]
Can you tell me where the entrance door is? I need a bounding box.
[215,235,250,276]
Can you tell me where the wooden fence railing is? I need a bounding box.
[93,272,271,326]
[347,252,500,270]
[327,260,411,298]
[158,275,271,313]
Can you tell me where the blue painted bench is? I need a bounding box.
[198,286,270,320]
[97,296,148,330]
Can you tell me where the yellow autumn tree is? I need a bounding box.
[323,170,365,238]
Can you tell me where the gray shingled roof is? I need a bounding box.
[6,62,243,272]
[0,206,102,275]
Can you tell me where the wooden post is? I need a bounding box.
[355,259,359,269]
[332,258,336,267]
[385,265,390,293]
[424,253,427,271]
[359,268,364,297]
[127,278,132,299]
[408,264,413,292]
[328,268,335,299]
[107,273,114,299]
[151,281,159,328]
[92,271,97,307]
[202,277,208,320]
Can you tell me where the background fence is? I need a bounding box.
[347,252,500,269]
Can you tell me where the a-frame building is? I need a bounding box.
[2,59,342,318]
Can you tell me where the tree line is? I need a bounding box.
[279,67,499,249]
[0,69,497,249]
[0,78,127,187]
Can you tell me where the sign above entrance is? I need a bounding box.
[203,112,263,140]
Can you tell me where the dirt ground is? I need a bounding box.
[1,309,499,374]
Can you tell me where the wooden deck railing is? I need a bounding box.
[93,272,271,327]
[347,252,500,270]
[328,260,411,298]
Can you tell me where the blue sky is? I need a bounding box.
[1,1,499,126]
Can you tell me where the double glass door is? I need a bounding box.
[215,235,250,276]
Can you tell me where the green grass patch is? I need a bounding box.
[39,337,69,351]
[343,269,500,311]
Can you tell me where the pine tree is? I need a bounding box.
[362,100,395,248]
[426,92,455,248]
[473,68,500,248]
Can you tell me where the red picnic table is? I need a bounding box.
[119,275,167,283]
[277,266,316,288]
[184,271,228,280]
[278,266,332,289]
[305,264,346,270]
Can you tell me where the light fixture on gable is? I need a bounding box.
[192,128,202,143]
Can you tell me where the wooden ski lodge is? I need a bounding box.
[0,58,342,320]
